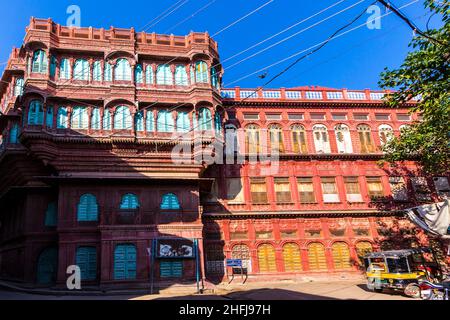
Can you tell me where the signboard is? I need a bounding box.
[226,259,242,267]
[156,239,195,259]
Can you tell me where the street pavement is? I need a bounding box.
[0,279,413,300]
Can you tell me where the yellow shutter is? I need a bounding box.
[308,243,327,270]
[282,243,302,272]
[332,242,352,269]
[257,244,277,273]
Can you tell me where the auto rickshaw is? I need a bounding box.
[364,248,443,296]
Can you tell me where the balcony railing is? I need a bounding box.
[100,207,200,225]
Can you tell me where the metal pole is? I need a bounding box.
[150,239,156,294]
[195,239,200,294]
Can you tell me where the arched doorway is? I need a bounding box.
[282,243,302,272]
[332,242,352,270]
[36,247,58,285]
[257,244,277,273]
[307,243,327,271]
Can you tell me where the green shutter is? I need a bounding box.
[37,247,58,284]
[160,260,183,278]
[76,247,97,280]
[44,202,57,226]
[77,194,98,221]
[114,244,137,280]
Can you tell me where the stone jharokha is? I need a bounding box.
[0,18,448,290]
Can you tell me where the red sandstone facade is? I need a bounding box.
[0,18,448,290]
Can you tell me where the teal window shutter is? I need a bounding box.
[44,202,57,226]
[91,108,101,130]
[71,106,88,129]
[156,64,173,85]
[104,62,112,81]
[46,106,53,128]
[9,124,19,144]
[103,109,111,130]
[76,247,97,280]
[175,65,188,86]
[120,193,139,209]
[37,248,58,284]
[77,194,98,221]
[114,106,131,130]
[115,59,131,81]
[211,66,219,89]
[135,64,143,84]
[56,107,68,128]
[60,58,71,79]
[195,61,208,83]
[28,100,44,125]
[198,108,212,130]
[160,193,180,210]
[32,50,48,74]
[14,78,24,96]
[93,61,102,81]
[176,111,190,132]
[146,110,154,132]
[160,260,183,278]
[50,56,57,77]
[73,59,89,80]
[145,65,153,85]
[114,244,137,280]
[135,111,144,131]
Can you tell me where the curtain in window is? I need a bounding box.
[156,64,173,85]
[91,108,101,130]
[115,58,132,81]
[28,100,44,125]
[73,59,90,80]
[71,106,89,129]
[120,194,139,209]
[157,110,174,132]
[135,64,143,84]
[198,108,212,130]
[195,61,208,83]
[92,61,102,81]
[146,110,154,132]
[14,78,24,96]
[160,193,181,210]
[135,111,144,131]
[60,58,71,79]
[45,106,53,128]
[145,65,153,85]
[32,50,47,74]
[103,109,112,130]
[176,111,190,132]
[291,125,307,153]
[174,65,188,86]
[77,194,98,221]
[57,107,68,128]
[114,106,132,130]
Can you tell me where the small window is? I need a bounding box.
[389,177,409,201]
[321,177,340,203]
[120,194,139,210]
[71,106,89,129]
[77,194,98,221]
[114,106,132,130]
[280,230,297,239]
[344,177,363,203]
[274,177,292,203]
[73,59,90,81]
[354,113,369,121]
[226,178,245,204]
[57,107,68,129]
[44,202,57,227]
[367,177,385,200]
[433,177,450,198]
[195,61,208,83]
[375,114,390,121]
[288,113,303,121]
[332,114,347,120]
[160,193,180,210]
[397,114,411,121]
[115,58,132,81]
[310,113,325,120]
[255,231,273,239]
[76,247,97,280]
[243,113,259,120]
[266,114,281,120]
[297,177,315,203]
[135,64,143,84]
[160,260,183,278]
[230,232,248,240]
[114,244,136,280]
[250,177,268,204]
[411,177,432,202]
[32,50,48,74]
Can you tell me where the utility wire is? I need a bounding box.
[165,0,218,33]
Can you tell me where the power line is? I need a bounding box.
[143,0,190,32]
[165,0,219,33]
[140,0,187,31]
[222,0,366,71]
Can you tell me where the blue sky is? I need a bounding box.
[0,0,439,90]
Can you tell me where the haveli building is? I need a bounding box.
[0,18,448,290]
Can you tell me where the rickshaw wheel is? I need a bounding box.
[404,283,421,298]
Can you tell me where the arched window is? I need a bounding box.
[14,78,24,96]
[214,112,222,134]
[114,244,136,280]
[307,243,327,270]
[135,111,144,132]
[268,124,284,153]
[115,58,132,81]
[44,201,57,227]
[56,107,68,128]
[135,64,143,84]
[174,65,188,86]
[73,59,90,80]
[114,106,132,130]
[257,244,277,273]
[198,108,212,130]
[355,241,373,264]
[157,110,174,132]
[378,124,393,146]
[9,123,19,144]
[291,124,307,154]
[60,58,71,79]
[245,124,260,154]
[91,108,101,130]
[334,124,353,153]
[76,247,97,280]
[45,106,53,128]
[195,61,208,83]
[211,66,219,89]
[104,62,113,82]
[357,124,375,153]
[312,125,331,153]
[49,56,57,77]
[146,110,154,132]
[77,194,98,221]
[232,244,251,271]
[103,109,112,130]
[282,243,302,272]
[71,106,89,129]
[120,193,139,209]
[145,65,153,85]
[92,61,102,81]
[176,111,190,132]
[32,50,48,74]
[331,242,352,270]
[28,100,44,125]
[36,247,58,284]
[160,193,180,210]
[156,64,173,85]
